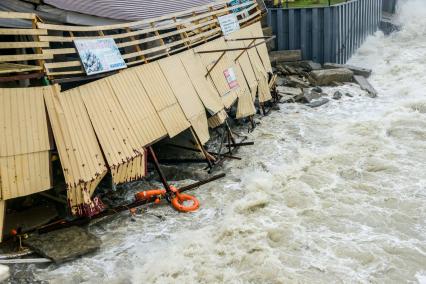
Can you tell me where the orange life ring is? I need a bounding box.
[135,186,199,213]
[171,192,200,212]
[134,189,166,202]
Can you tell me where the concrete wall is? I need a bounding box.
[267,0,383,64]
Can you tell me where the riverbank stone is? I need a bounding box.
[302,90,324,103]
[312,86,323,93]
[307,98,330,108]
[333,91,343,100]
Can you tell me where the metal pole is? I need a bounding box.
[147,146,171,192]
[190,127,215,169]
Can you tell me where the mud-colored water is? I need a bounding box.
[19,1,426,283]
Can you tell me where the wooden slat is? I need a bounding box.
[196,38,240,108]
[38,20,185,43]
[159,55,210,144]
[0,201,4,242]
[126,32,220,68]
[251,21,273,73]
[42,48,76,55]
[179,50,223,115]
[0,53,53,63]
[38,1,260,78]
[43,86,108,215]
[0,11,36,20]
[0,63,42,74]
[122,28,220,60]
[45,70,84,76]
[78,79,147,185]
[0,86,52,201]
[44,61,82,70]
[0,72,45,82]
[44,28,221,73]
[208,109,228,129]
[0,42,49,49]
[0,152,51,200]
[134,62,190,138]
[0,87,51,157]
[41,18,218,57]
[0,29,47,36]
[106,70,167,146]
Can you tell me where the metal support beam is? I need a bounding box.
[147,146,171,192]
[190,126,215,169]
[205,51,225,77]
[234,39,256,62]
[197,36,276,54]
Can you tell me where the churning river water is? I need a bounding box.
[26,0,426,283]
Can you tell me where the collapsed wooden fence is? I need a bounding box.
[0,0,274,241]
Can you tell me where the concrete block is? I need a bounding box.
[276,86,302,96]
[310,68,354,86]
[354,75,378,98]
[323,62,372,78]
[269,50,302,65]
[24,226,101,264]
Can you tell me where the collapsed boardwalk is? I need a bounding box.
[0,2,274,242]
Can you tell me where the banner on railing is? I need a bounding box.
[74,38,127,75]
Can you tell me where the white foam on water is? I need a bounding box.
[30,1,426,283]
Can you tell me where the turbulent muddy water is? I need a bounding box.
[25,1,426,283]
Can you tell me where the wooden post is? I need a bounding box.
[150,22,170,57]
[193,11,208,43]
[31,16,44,71]
[249,115,256,132]
[0,201,5,243]
[225,120,237,148]
[173,17,190,50]
[125,27,148,64]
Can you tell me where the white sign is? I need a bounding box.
[224,67,239,89]
[218,14,240,36]
[74,38,127,75]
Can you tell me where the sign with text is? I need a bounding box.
[224,67,239,89]
[74,38,126,75]
[218,13,240,36]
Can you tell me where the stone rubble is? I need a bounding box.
[272,57,377,109]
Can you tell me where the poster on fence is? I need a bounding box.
[224,67,239,89]
[218,13,240,36]
[74,38,127,75]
